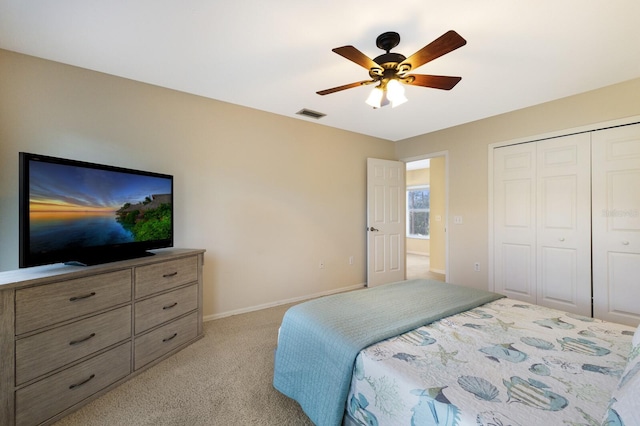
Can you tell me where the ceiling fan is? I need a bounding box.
[317,30,466,108]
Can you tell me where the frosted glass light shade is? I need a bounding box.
[386,79,407,107]
[365,87,384,108]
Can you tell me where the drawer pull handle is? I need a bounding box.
[69,292,96,302]
[69,374,95,390]
[163,272,178,278]
[69,333,96,346]
[163,332,178,342]
[163,302,178,310]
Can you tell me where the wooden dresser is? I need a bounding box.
[0,248,205,426]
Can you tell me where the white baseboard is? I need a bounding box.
[430,268,445,274]
[203,282,366,322]
[407,251,429,256]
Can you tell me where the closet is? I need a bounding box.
[492,122,640,326]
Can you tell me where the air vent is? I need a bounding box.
[296,108,326,120]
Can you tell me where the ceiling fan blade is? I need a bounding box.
[316,80,375,96]
[405,74,462,90]
[332,46,383,72]
[399,30,466,70]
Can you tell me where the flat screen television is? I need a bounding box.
[19,152,174,268]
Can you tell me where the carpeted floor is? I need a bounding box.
[406,253,445,282]
[53,303,314,426]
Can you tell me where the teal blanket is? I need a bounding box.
[272,279,504,426]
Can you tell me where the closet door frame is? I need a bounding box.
[488,115,640,307]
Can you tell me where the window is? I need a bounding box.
[407,186,430,238]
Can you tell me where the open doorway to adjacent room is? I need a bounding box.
[405,155,447,282]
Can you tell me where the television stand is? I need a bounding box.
[0,248,205,426]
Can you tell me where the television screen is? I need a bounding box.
[19,152,173,267]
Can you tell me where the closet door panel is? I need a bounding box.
[593,124,640,326]
[536,135,591,316]
[607,252,640,317]
[501,243,533,295]
[493,143,536,303]
[540,246,577,303]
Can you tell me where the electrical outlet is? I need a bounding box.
[474,262,480,272]
[319,261,324,269]
[454,216,463,224]
[349,256,354,265]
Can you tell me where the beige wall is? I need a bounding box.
[0,49,395,318]
[4,49,639,315]
[406,168,429,186]
[395,77,640,290]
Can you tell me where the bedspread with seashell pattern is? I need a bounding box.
[346,298,635,426]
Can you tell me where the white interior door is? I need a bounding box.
[493,143,537,304]
[536,134,591,316]
[592,124,640,326]
[367,158,405,287]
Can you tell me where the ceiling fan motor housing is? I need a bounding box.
[373,52,406,67]
[372,32,408,79]
[370,52,408,80]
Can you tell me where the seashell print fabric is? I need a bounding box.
[602,324,640,425]
[346,298,635,426]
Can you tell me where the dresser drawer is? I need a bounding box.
[15,305,132,385]
[15,269,132,335]
[134,311,198,370]
[135,284,198,334]
[15,342,131,426]
[135,256,198,299]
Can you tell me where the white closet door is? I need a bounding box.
[592,124,640,326]
[493,143,537,304]
[536,134,591,316]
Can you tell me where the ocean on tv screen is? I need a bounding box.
[28,160,172,254]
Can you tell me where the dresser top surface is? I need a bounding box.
[0,248,205,290]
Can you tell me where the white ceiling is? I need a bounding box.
[2,1,639,142]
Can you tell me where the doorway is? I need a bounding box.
[405,153,447,282]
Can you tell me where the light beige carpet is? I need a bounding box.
[406,253,445,282]
[53,304,314,426]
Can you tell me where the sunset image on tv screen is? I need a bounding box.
[28,161,172,254]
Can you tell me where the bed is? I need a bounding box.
[272,279,639,426]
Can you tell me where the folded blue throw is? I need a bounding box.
[273,279,504,426]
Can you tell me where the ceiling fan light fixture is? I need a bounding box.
[386,79,407,108]
[365,80,406,109]
[365,86,384,108]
